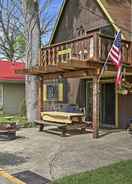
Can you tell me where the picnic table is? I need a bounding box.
[35,111,88,136]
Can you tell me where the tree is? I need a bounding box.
[22,0,54,122]
[0,0,54,122]
[21,0,40,122]
[0,0,26,61]
[14,35,26,60]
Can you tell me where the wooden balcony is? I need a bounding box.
[16,31,132,79]
[39,32,131,69]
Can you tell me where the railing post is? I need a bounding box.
[93,32,99,61]
[56,46,59,64]
[92,77,99,138]
[48,48,51,65]
[128,43,132,65]
[52,47,55,65]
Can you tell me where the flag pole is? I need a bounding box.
[97,31,120,83]
[97,55,109,82]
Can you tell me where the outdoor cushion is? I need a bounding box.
[41,111,84,124]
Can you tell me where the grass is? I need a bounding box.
[0,114,29,127]
[52,160,132,184]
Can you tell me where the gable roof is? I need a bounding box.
[0,60,25,81]
[50,0,131,43]
[97,0,131,41]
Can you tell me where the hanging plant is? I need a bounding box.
[118,80,128,95]
[118,88,128,95]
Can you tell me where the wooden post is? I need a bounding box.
[93,32,99,61]
[38,76,43,120]
[92,77,99,138]
[115,85,119,128]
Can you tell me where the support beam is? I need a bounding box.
[45,65,64,72]
[92,77,99,138]
[43,69,97,80]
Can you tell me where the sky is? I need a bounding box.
[40,0,63,45]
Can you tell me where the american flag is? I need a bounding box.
[109,31,121,67]
[109,31,122,86]
[116,64,122,86]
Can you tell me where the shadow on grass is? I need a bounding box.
[0,152,29,166]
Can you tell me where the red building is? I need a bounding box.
[0,60,25,114]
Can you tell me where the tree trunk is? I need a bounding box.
[22,0,41,122]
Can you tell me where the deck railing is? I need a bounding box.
[99,34,131,64]
[40,32,131,68]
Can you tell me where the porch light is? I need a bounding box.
[118,88,128,95]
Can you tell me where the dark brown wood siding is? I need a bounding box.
[118,77,132,129]
[118,94,132,129]
[53,0,109,43]
[50,0,110,112]
[67,78,86,107]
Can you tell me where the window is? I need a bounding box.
[47,84,58,101]
[43,82,64,102]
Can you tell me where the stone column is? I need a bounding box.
[38,76,43,120]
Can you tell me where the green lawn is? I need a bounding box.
[52,160,132,184]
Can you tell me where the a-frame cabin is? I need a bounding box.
[18,0,132,138]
